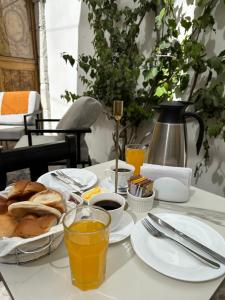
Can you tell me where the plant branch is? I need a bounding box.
[188,71,199,102]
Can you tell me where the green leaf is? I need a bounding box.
[181,17,192,31]
[207,56,224,75]
[208,122,224,137]
[196,0,208,6]
[168,18,176,30]
[144,67,158,81]
[159,41,171,50]
[79,61,90,73]
[155,8,166,29]
[154,86,167,97]
[180,74,190,91]
[219,50,225,57]
[62,53,75,66]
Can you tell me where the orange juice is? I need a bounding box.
[125,147,145,176]
[64,219,109,290]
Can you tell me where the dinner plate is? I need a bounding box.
[37,168,98,192]
[130,213,225,282]
[110,211,134,244]
[100,177,127,195]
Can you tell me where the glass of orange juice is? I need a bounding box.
[125,144,145,176]
[63,206,111,291]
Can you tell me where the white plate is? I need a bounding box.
[100,177,127,195]
[38,168,97,192]
[131,213,225,282]
[109,211,134,244]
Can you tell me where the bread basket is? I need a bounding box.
[0,187,83,264]
[0,230,64,264]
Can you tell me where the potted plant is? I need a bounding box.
[62,0,225,174]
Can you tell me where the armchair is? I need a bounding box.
[0,135,77,190]
[15,96,102,167]
[0,91,41,144]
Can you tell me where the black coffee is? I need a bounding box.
[94,200,121,210]
[112,168,130,172]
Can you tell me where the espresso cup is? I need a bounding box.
[104,164,134,190]
[89,192,125,231]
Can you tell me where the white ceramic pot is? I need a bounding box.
[127,190,155,213]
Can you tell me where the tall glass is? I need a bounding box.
[125,144,145,176]
[63,205,111,291]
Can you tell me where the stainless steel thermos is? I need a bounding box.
[148,101,204,167]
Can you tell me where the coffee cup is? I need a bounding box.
[105,164,134,191]
[89,192,125,231]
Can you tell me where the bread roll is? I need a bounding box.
[8,180,46,201]
[7,199,17,207]
[22,214,38,221]
[29,189,66,213]
[0,214,18,237]
[0,195,8,214]
[8,202,62,219]
[14,214,57,238]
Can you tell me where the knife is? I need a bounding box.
[50,173,82,194]
[148,212,225,264]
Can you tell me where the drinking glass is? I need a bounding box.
[63,205,111,291]
[125,144,145,176]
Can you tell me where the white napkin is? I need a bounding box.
[141,163,192,187]
[0,224,63,257]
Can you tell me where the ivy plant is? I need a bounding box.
[62,0,225,170]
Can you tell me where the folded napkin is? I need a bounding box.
[141,164,192,187]
[0,224,63,258]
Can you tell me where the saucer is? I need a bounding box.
[100,177,127,195]
[109,211,134,244]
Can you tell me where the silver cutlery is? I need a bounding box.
[142,218,220,269]
[55,170,86,188]
[50,173,82,195]
[148,212,225,264]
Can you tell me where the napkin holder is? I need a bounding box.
[141,164,192,203]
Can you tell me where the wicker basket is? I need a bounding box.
[0,189,83,264]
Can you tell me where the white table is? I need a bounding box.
[1,161,225,300]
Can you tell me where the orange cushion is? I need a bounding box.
[1,91,30,115]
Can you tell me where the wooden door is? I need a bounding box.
[0,0,39,91]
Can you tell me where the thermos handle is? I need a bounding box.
[183,112,204,155]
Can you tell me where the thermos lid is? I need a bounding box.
[157,101,191,124]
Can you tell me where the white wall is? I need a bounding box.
[77,1,225,197]
[45,0,81,119]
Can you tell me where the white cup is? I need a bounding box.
[89,192,126,231]
[104,164,134,191]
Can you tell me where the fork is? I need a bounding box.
[142,218,220,269]
[56,170,86,188]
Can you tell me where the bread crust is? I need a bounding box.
[14,215,57,238]
[8,202,62,219]
[0,195,8,214]
[8,180,46,201]
[0,213,19,237]
[29,189,66,213]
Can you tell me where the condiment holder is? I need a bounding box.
[127,189,155,213]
